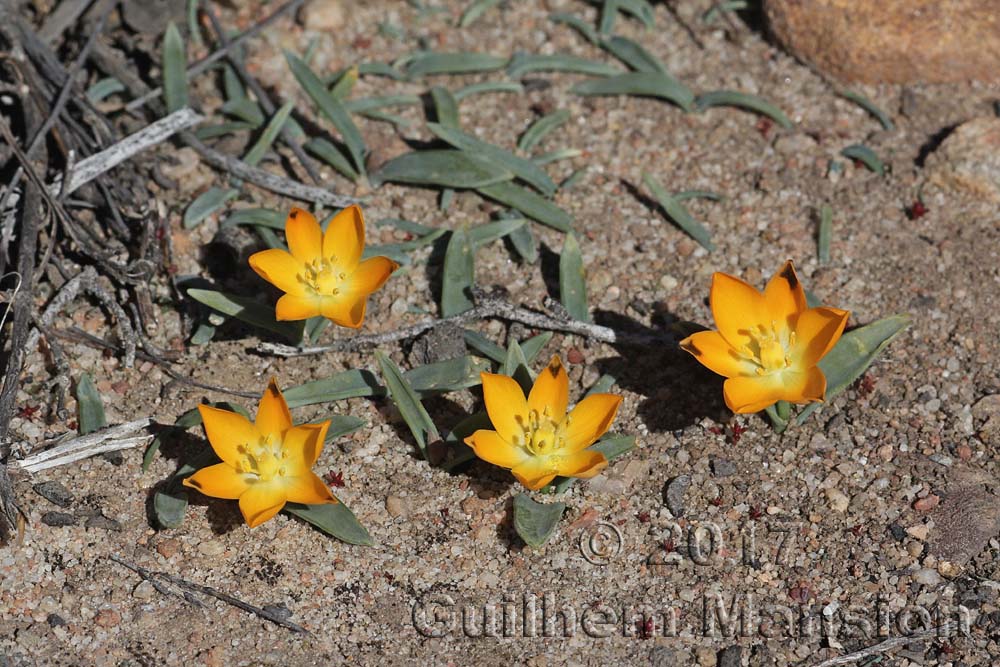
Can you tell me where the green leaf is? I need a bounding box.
[695,90,793,129]
[376,217,437,236]
[502,339,533,393]
[453,81,524,101]
[221,98,265,126]
[532,147,582,166]
[507,219,538,262]
[796,314,910,425]
[513,494,566,548]
[586,374,617,396]
[674,189,724,202]
[441,229,474,316]
[242,100,295,167]
[610,0,656,28]
[75,373,107,434]
[477,182,573,232]
[507,53,620,79]
[841,144,885,175]
[286,51,367,176]
[642,172,714,251]
[329,65,358,99]
[365,228,448,264]
[549,12,599,44]
[162,22,188,114]
[285,500,373,546]
[520,331,553,364]
[440,411,492,471]
[462,329,506,363]
[600,35,672,76]
[372,150,513,189]
[153,490,189,529]
[427,123,557,197]
[87,77,124,104]
[406,51,508,77]
[223,64,246,102]
[460,0,501,26]
[467,218,526,246]
[283,369,384,408]
[817,204,832,263]
[322,415,367,441]
[518,109,571,153]
[222,207,285,229]
[183,187,239,229]
[559,233,589,321]
[405,356,491,395]
[429,86,460,127]
[305,137,360,181]
[344,94,422,113]
[357,61,406,79]
[187,288,304,343]
[702,0,749,23]
[838,89,894,131]
[194,121,257,140]
[572,72,694,112]
[375,351,439,457]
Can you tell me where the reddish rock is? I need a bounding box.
[914,495,941,512]
[764,0,1000,83]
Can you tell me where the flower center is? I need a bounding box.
[298,256,347,296]
[740,321,795,375]
[518,408,565,456]
[236,433,289,482]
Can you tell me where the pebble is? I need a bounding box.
[912,568,943,586]
[33,481,74,507]
[132,581,156,601]
[710,458,737,477]
[717,645,742,667]
[825,488,850,513]
[41,511,76,527]
[198,541,225,557]
[386,495,407,517]
[906,524,931,541]
[46,614,66,627]
[85,514,123,531]
[913,495,940,511]
[156,538,180,558]
[695,647,717,667]
[664,474,691,517]
[299,0,345,30]
[93,609,120,628]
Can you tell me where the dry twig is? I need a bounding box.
[10,418,153,474]
[811,622,960,667]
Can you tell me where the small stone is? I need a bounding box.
[566,348,585,364]
[957,444,973,461]
[587,474,627,495]
[46,614,67,627]
[926,120,1000,203]
[912,568,943,586]
[41,511,76,527]
[711,458,737,477]
[262,604,293,622]
[132,581,156,601]
[33,481,74,507]
[825,488,850,513]
[93,609,120,628]
[651,648,689,667]
[718,645,742,667]
[914,495,941,512]
[198,541,225,557]
[907,524,931,541]
[695,646,717,667]
[156,538,180,558]
[664,474,691,517]
[298,0,345,30]
[409,324,467,365]
[386,495,407,518]
[889,523,907,541]
[85,514,122,531]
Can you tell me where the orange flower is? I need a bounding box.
[182,379,335,528]
[248,206,399,327]
[680,260,850,414]
[465,355,622,490]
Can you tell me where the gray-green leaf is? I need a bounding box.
[183,187,239,229]
[695,90,793,129]
[76,373,107,434]
[441,229,474,316]
[285,500,373,546]
[162,23,188,114]
[372,150,513,189]
[642,172,714,251]
[513,494,566,548]
[187,288,304,344]
[559,233,589,321]
[375,351,439,457]
[477,182,573,232]
[572,72,694,112]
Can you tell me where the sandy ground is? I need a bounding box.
[2,1,1000,665]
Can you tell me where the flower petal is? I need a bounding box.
[561,394,622,452]
[248,249,305,296]
[680,330,754,379]
[710,271,768,349]
[480,372,529,444]
[465,429,528,469]
[793,307,850,367]
[198,404,259,466]
[284,472,337,505]
[527,355,569,422]
[276,293,322,321]
[239,483,287,528]
[510,457,559,491]
[348,256,398,297]
[320,294,366,328]
[323,205,365,271]
[256,378,292,439]
[763,260,807,329]
[722,367,826,414]
[555,450,607,479]
[182,463,251,499]
[282,422,329,470]
[285,207,323,264]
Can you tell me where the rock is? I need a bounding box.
[907,524,931,541]
[718,645,742,667]
[85,514,123,531]
[46,614,67,627]
[929,468,1000,569]
[299,0,346,31]
[651,648,690,666]
[198,541,225,557]
[695,646,717,667]
[825,488,850,513]
[409,323,467,365]
[664,475,691,517]
[155,538,180,559]
[972,394,1000,440]
[912,568,943,586]
[41,511,76,527]
[33,481,74,507]
[132,581,156,601]
[386,495,408,518]
[764,0,1000,83]
[925,119,1000,203]
[710,458,737,478]
[913,495,940,512]
[93,609,120,628]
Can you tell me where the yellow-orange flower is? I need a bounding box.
[182,379,336,528]
[248,205,399,327]
[465,356,622,490]
[680,260,850,414]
